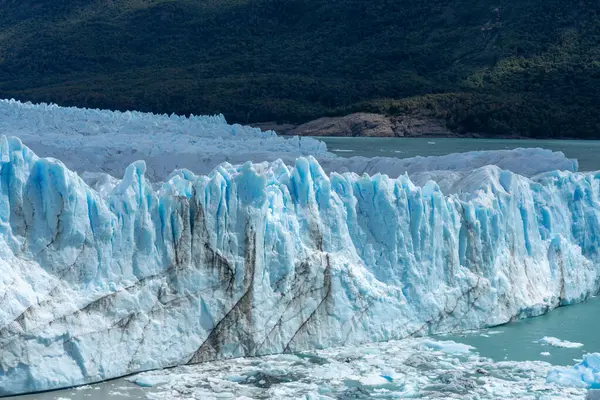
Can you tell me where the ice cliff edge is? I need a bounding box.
[0,136,599,395]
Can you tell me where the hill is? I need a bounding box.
[0,0,598,138]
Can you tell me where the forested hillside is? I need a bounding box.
[0,0,598,137]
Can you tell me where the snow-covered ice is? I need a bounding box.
[319,148,578,182]
[0,100,577,180]
[0,99,327,181]
[538,337,585,349]
[127,338,587,399]
[0,134,599,395]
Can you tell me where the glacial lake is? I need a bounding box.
[319,137,600,172]
[6,137,600,399]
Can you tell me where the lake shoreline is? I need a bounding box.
[251,113,589,141]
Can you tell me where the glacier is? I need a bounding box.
[0,99,578,180]
[0,134,599,396]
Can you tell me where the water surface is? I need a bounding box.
[444,296,600,366]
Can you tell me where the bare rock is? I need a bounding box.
[392,116,452,137]
[289,113,396,137]
[268,113,452,137]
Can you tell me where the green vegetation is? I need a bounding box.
[0,0,598,138]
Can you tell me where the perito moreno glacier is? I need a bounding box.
[0,101,599,395]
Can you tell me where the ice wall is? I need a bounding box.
[0,137,599,395]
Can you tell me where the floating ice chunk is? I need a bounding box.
[547,354,600,389]
[537,337,584,349]
[358,374,392,386]
[127,375,171,388]
[127,338,586,399]
[418,340,475,354]
[541,352,551,356]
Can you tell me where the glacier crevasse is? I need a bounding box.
[0,137,599,395]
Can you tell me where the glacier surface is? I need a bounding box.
[319,149,578,181]
[0,100,577,181]
[0,135,599,395]
[0,99,327,181]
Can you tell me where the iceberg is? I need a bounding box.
[0,100,577,180]
[537,337,584,349]
[0,136,599,395]
[547,354,600,389]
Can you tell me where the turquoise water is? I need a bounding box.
[319,137,600,172]
[443,296,600,367]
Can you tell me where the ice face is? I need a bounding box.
[0,137,598,395]
[0,100,577,181]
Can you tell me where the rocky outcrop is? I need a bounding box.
[255,113,452,137]
[288,113,396,137]
[392,115,453,137]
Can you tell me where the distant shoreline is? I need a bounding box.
[250,113,587,141]
[291,132,530,140]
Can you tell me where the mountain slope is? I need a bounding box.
[0,0,598,137]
